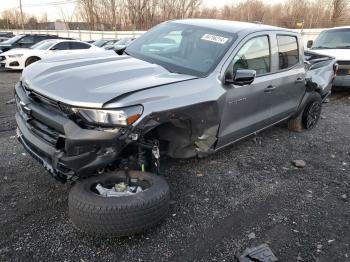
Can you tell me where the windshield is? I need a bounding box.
[93,39,108,47]
[30,40,55,50]
[116,38,132,45]
[0,35,23,45]
[126,22,236,77]
[312,29,350,49]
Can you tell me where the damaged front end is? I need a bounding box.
[15,78,221,182]
[15,81,144,182]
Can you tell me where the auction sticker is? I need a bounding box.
[201,34,229,44]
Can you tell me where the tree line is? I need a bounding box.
[0,0,349,31]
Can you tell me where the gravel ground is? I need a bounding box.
[0,70,349,262]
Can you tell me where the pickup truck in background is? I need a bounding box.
[307,26,350,87]
[14,19,337,236]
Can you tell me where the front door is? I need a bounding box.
[217,34,274,148]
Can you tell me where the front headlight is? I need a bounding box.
[8,54,23,58]
[72,105,143,127]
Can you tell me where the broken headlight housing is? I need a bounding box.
[72,105,143,127]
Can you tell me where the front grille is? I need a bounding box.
[28,90,61,112]
[29,119,61,146]
[0,56,5,61]
[337,69,349,76]
[16,83,65,147]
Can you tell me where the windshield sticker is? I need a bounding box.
[201,34,229,44]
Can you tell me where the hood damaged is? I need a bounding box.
[22,54,197,108]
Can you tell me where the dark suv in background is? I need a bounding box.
[0,34,69,53]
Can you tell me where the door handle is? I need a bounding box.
[295,77,305,83]
[264,85,276,92]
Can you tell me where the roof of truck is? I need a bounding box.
[173,19,296,35]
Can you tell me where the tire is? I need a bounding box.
[288,92,322,132]
[68,171,170,237]
[25,57,40,67]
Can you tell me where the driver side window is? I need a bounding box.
[232,36,271,76]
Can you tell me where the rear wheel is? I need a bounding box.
[288,92,322,132]
[68,171,170,237]
[25,57,40,67]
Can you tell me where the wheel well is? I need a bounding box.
[25,56,41,66]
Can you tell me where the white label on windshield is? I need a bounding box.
[201,34,229,44]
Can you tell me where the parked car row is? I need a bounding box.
[0,33,136,70]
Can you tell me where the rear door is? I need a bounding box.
[266,33,306,122]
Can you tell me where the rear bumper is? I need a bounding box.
[15,83,125,181]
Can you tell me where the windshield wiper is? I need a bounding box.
[312,46,333,49]
[334,46,350,49]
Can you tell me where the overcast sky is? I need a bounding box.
[0,0,287,21]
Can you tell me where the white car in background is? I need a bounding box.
[0,39,104,70]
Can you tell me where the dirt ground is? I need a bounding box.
[0,70,349,262]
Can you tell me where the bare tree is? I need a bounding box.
[330,0,350,26]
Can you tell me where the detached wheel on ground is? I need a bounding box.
[25,57,40,67]
[288,92,322,132]
[68,171,170,237]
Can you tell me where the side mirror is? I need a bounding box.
[307,40,313,48]
[226,69,256,86]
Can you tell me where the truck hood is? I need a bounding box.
[22,53,197,108]
[310,49,350,61]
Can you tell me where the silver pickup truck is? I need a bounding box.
[14,19,336,236]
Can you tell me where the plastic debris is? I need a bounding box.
[248,232,256,239]
[96,183,143,197]
[238,244,278,262]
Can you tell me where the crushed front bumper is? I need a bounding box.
[15,82,125,181]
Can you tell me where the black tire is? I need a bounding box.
[288,92,322,132]
[25,57,40,67]
[68,171,170,237]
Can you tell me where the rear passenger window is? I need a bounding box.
[232,36,270,75]
[277,35,299,69]
[52,42,69,50]
[69,42,90,49]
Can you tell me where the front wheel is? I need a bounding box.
[68,171,170,237]
[288,92,322,132]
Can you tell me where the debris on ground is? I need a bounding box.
[341,194,347,201]
[291,160,306,168]
[328,239,335,244]
[196,173,204,177]
[248,232,256,240]
[238,244,278,262]
[5,98,15,104]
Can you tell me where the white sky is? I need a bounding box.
[0,0,287,21]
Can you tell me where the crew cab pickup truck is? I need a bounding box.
[14,19,336,236]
